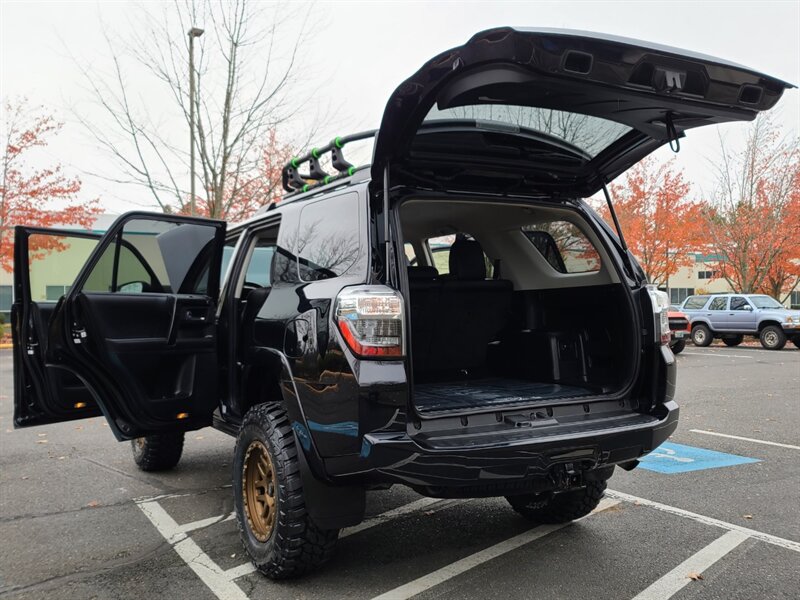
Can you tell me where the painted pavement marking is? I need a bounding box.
[690,429,800,451]
[369,498,620,600]
[632,530,750,600]
[607,489,800,553]
[137,499,250,600]
[680,351,754,359]
[638,441,759,474]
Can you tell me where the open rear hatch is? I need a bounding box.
[371,27,793,197]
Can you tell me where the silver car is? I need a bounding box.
[680,293,800,350]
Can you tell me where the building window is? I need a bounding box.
[0,285,12,315]
[45,285,71,301]
[669,287,695,305]
[697,270,718,280]
[791,291,800,310]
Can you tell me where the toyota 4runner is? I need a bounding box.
[681,293,800,349]
[11,28,792,578]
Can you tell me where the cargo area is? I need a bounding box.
[401,199,637,415]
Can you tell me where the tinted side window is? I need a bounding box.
[522,221,601,274]
[730,296,751,311]
[27,234,99,302]
[295,193,362,281]
[82,219,219,295]
[242,242,276,288]
[683,296,709,310]
[709,297,728,311]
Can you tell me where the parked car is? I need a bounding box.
[11,28,791,578]
[680,293,800,350]
[667,309,691,354]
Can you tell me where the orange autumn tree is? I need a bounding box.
[757,167,800,302]
[601,157,704,286]
[703,115,800,295]
[1,100,101,272]
[179,129,295,222]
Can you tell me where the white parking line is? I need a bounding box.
[342,497,444,538]
[137,500,250,600]
[607,490,800,553]
[690,429,800,450]
[224,497,449,581]
[632,530,749,600]
[369,498,620,600]
[680,351,754,359]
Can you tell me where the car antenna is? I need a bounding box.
[601,180,637,279]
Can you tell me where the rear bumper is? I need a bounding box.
[325,400,679,493]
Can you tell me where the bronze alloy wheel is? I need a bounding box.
[242,440,278,542]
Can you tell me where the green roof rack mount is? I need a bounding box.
[282,130,376,194]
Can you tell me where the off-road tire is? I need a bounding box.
[793,336,800,349]
[505,479,607,524]
[233,403,339,579]
[691,324,713,347]
[671,339,686,354]
[723,335,744,347]
[759,325,787,350]
[131,433,184,472]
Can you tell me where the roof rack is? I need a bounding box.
[281,130,376,195]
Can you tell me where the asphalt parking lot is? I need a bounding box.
[1,346,798,600]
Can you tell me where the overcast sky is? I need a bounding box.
[1,0,798,214]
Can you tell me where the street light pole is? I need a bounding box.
[188,27,204,216]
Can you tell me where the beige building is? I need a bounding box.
[0,215,120,320]
[665,252,800,309]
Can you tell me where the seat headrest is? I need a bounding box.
[448,238,486,280]
[407,265,439,281]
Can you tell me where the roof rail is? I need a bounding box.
[282,130,376,195]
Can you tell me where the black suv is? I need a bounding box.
[11,28,791,578]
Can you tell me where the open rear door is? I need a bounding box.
[12,213,226,440]
[371,27,794,197]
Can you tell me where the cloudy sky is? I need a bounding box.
[1,0,798,213]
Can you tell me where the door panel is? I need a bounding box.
[13,213,226,439]
[13,228,103,428]
[706,296,730,331]
[728,296,758,332]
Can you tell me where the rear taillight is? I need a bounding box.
[335,286,404,358]
[646,285,671,345]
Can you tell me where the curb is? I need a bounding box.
[0,343,12,349]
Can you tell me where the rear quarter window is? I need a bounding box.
[683,296,710,310]
[522,221,601,274]
[293,193,364,282]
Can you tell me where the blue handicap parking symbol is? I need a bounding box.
[638,441,760,474]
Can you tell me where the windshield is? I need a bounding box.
[748,295,783,309]
[424,104,632,158]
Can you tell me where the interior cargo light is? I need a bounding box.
[335,286,405,358]
[646,285,671,345]
[74,402,87,409]
[176,412,189,420]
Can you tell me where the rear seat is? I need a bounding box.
[435,238,513,373]
[407,239,513,378]
[407,265,441,370]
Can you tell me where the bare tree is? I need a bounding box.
[73,0,319,219]
[703,115,800,294]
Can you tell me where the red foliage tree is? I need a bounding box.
[600,157,704,286]
[703,115,800,296]
[1,100,101,272]
[758,169,800,302]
